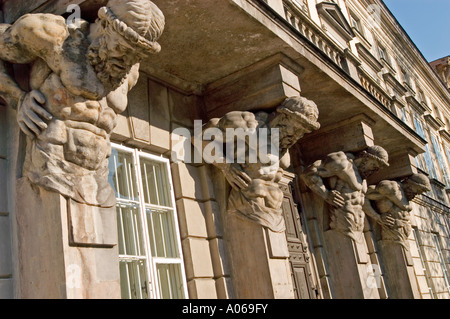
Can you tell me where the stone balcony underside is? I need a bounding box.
[1,0,426,157]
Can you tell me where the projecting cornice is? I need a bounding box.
[424,113,444,130]
[355,42,383,73]
[382,69,407,95]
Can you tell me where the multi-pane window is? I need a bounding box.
[108,144,188,299]
[412,229,435,299]
[414,115,438,181]
[432,234,450,294]
[430,134,450,186]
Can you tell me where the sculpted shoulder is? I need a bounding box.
[10,14,69,57]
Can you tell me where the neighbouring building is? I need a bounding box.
[0,0,449,299]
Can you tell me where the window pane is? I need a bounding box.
[432,234,450,293]
[109,149,139,201]
[146,207,179,258]
[156,263,185,299]
[116,202,145,256]
[119,259,149,299]
[140,158,172,207]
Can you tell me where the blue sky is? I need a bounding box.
[383,0,450,62]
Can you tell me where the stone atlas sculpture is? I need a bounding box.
[365,173,431,249]
[301,146,390,241]
[0,0,165,208]
[202,96,321,232]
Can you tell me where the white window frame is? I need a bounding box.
[432,233,450,294]
[111,143,188,299]
[412,228,436,299]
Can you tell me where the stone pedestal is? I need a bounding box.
[225,211,294,299]
[323,230,379,299]
[16,178,120,299]
[377,241,420,299]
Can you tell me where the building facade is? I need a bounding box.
[0,0,449,299]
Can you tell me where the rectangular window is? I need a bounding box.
[432,234,450,294]
[412,229,435,299]
[414,115,438,180]
[378,46,389,64]
[109,144,188,299]
[402,69,413,88]
[350,14,362,34]
[430,134,450,186]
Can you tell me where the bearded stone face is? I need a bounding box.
[88,27,144,91]
[357,157,381,179]
[269,113,307,154]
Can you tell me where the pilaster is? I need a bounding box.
[15,178,120,299]
[297,116,382,299]
[204,56,305,299]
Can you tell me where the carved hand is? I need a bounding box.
[326,190,345,208]
[224,163,252,191]
[380,214,396,228]
[17,90,52,138]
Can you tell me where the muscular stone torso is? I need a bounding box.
[37,72,120,170]
[22,30,133,207]
[326,161,367,240]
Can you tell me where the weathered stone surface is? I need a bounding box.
[322,230,379,299]
[176,198,208,239]
[172,163,214,201]
[224,210,294,299]
[0,279,13,299]
[378,241,421,299]
[128,74,151,145]
[0,107,6,158]
[301,145,389,241]
[209,238,231,278]
[365,174,431,249]
[0,216,12,276]
[205,63,302,118]
[149,79,171,152]
[16,178,121,298]
[0,159,7,213]
[0,0,166,299]
[203,96,320,232]
[187,278,218,299]
[215,276,233,299]
[299,115,375,165]
[67,199,118,248]
[182,237,215,280]
[0,0,165,208]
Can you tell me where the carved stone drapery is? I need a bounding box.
[365,174,431,249]
[301,146,390,241]
[0,0,165,207]
[202,96,320,232]
[364,173,431,299]
[0,0,165,298]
